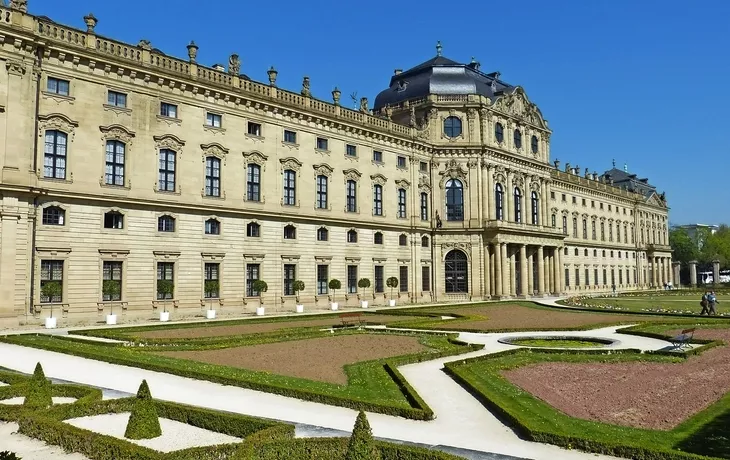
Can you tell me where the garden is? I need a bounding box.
[561,289,730,316]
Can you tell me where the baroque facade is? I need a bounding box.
[0,3,673,326]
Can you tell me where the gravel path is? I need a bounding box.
[65,413,241,452]
[0,396,77,405]
[157,334,428,384]
[0,422,91,460]
[504,328,730,430]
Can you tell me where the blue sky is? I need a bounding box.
[27,0,730,225]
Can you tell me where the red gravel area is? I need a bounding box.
[437,304,666,331]
[157,334,428,384]
[503,329,730,430]
[136,315,415,339]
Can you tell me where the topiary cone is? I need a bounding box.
[345,411,381,460]
[124,379,162,440]
[23,362,52,409]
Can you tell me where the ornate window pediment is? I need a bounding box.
[99,124,135,143]
[280,157,302,172]
[313,163,334,177]
[153,134,185,152]
[201,142,228,163]
[511,174,525,189]
[243,150,268,168]
[418,175,431,192]
[39,113,79,137]
[395,179,411,190]
[343,168,362,182]
[439,159,468,188]
[492,87,548,129]
[370,173,387,186]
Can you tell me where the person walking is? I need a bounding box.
[700,291,711,315]
[709,291,719,315]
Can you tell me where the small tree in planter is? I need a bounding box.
[345,411,381,460]
[204,280,219,311]
[293,280,305,313]
[156,280,174,320]
[40,281,62,318]
[253,280,268,315]
[358,278,371,308]
[102,279,121,315]
[329,279,341,310]
[386,277,399,306]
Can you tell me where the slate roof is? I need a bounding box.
[373,55,515,110]
[602,167,656,198]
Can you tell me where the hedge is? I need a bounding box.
[124,380,162,440]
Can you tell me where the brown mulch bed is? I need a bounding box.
[136,315,416,339]
[156,334,428,384]
[503,329,730,430]
[435,304,667,331]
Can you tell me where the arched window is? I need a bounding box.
[513,187,522,223]
[445,250,468,293]
[44,130,67,179]
[495,184,504,220]
[443,116,462,138]
[347,229,358,243]
[530,191,539,225]
[316,175,328,209]
[373,184,383,216]
[421,235,429,247]
[445,179,464,221]
[246,164,261,201]
[317,227,328,241]
[284,224,296,240]
[551,213,556,228]
[397,188,407,218]
[158,215,175,232]
[205,218,220,235]
[374,232,383,245]
[531,135,539,154]
[420,192,428,221]
[105,140,125,186]
[104,211,124,229]
[247,222,261,237]
[205,157,221,197]
[159,148,176,192]
[283,169,296,205]
[346,180,357,212]
[42,206,65,225]
[399,234,408,246]
[513,129,522,149]
[495,123,504,143]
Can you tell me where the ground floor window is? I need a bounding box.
[374,265,384,293]
[618,269,623,285]
[575,268,580,286]
[445,250,468,293]
[422,266,431,292]
[585,268,590,287]
[347,265,358,294]
[246,264,260,297]
[564,268,570,287]
[594,269,599,286]
[283,264,296,296]
[204,263,220,298]
[156,262,174,300]
[603,269,607,285]
[102,261,122,301]
[399,266,409,293]
[317,264,328,295]
[40,260,63,303]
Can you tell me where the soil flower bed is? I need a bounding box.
[157,333,428,385]
[503,328,730,430]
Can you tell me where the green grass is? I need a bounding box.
[508,338,606,348]
[1,329,480,420]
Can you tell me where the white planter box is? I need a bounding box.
[45,317,57,329]
[206,309,216,319]
[160,311,170,322]
[256,306,265,316]
[296,304,304,313]
[361,300,369,309]
[330,302,339,311]
[389,299,396,307]
[106,314,117,325]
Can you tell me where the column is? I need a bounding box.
[527,248,534,295]
[653,257,659,287]
[502,243,510,297]
[672,262,681,287]
[494,243,503,297]
[486,166,493,220]
[482,165,490,221]
[713,260,721,286]
[541,181,548,227]
[665,258,671,286]
[483,244,491,298]
[509,248,517,296]
[0,200,21,322]
[519,245,528,297]
[537,246,545,295]
[489,245,496,296]
[689,260,698,287]
[552,248,560,294]
[505,171,512,222]
[558,248,565,293]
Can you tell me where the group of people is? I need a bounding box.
[700,291,719,315]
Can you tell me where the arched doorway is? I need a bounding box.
[445,250,468,293]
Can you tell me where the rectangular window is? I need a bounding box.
[565,268,570,287]
[346,180,357,212]
[575,268,580,286]
[422,266,430,292]
[609,223,613,242]
[582,198,586,206]
[104,212,124,229]
[603,268,607,285]
[594,269,599,286]
[105,140,125,186]
[247,164,261,201]
[247,122,262,136]
[283,170,296,205]
[316,175,328,209]
[572,196,577,204]
[283,130,297,144]
[107,90,127,108]
[160,102,177,118]
[585,268,590,286]
[592,221,596,240]
[347,265,358,294]
[608,205,612,211]
[397,189,407,218]
[204,263,220,298]
[551,214,556,228]
[600,203,604,210]
[582,220,587,239]
[40,260,63,303]
[601,223,605,241]
[158,149,176,192]
[420,161,428,173]
[102,261,123,301]
[373,185,383,216]
[374,266,384,293]
[572,218,578,238]
[562,216,568,235]
[591,200,595,208]
[317,264,329,295]
[206,112,222,128]
[561,194,566,202]
[316,137,328,150]
[619,270,623,285]
[397,156,407,169]
[205,157,221,197]
[346,144,357,157]
[399,266,408,292]
[246,264,260,297]
[47,77,70,96]
[373,150,383,162]
[284,264,296,296]
[44,130,67,179]
[420,192,428,221]
[156,262,174,300]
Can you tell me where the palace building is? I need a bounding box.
[0,1,674,326]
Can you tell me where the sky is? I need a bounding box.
[25,0,730,225]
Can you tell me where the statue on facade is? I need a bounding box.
[383,105,393,120]
[9,0,28,13]
[228,54,241,75]
[564,162,571,173]
[409,106,416,127]
[584,168,590,178]
[435,212,443,229]
[301,76,311,97]
[359,97,369,113]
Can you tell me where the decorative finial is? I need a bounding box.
[436,41,443,57]
[186,41,199,63]
[624,163,628,173]
[612,159,616,168]
[332,87,341,105]
[228,54,241,75]
[267,66,278,86]
[83,13,98,33]
[9,0,28,13]
[359,97,369,114]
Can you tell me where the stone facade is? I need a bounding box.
[0,4,672,326]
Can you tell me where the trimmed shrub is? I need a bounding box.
[23,362,52,410]
[345,411,381,460]
[0,452,20,460]
[124,380,162,440]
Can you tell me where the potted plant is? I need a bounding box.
[102,279,121,325]
[156,279,174,322]
[204,280,219,319]
[329,279,341,311]
[293,280,305,313]
[40,281,62,329]
[253,280,268,316]
[358,278,371,308]
[386,277,399,307]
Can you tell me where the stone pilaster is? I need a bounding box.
[713,260,721,286]
[689,260,698,286]
[519,245,528,297]
[494,243,503,297]
[672,262,681,287]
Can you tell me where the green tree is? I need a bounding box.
[23,362,52,410]
[702,225,730,269]
[345,411,381,460]
[124,380,162,440]
[329,279,341,303]
[386,277,399,298]
[669,227,698,265]
[293,280,305,303]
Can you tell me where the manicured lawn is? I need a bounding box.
[508,338,605,348]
